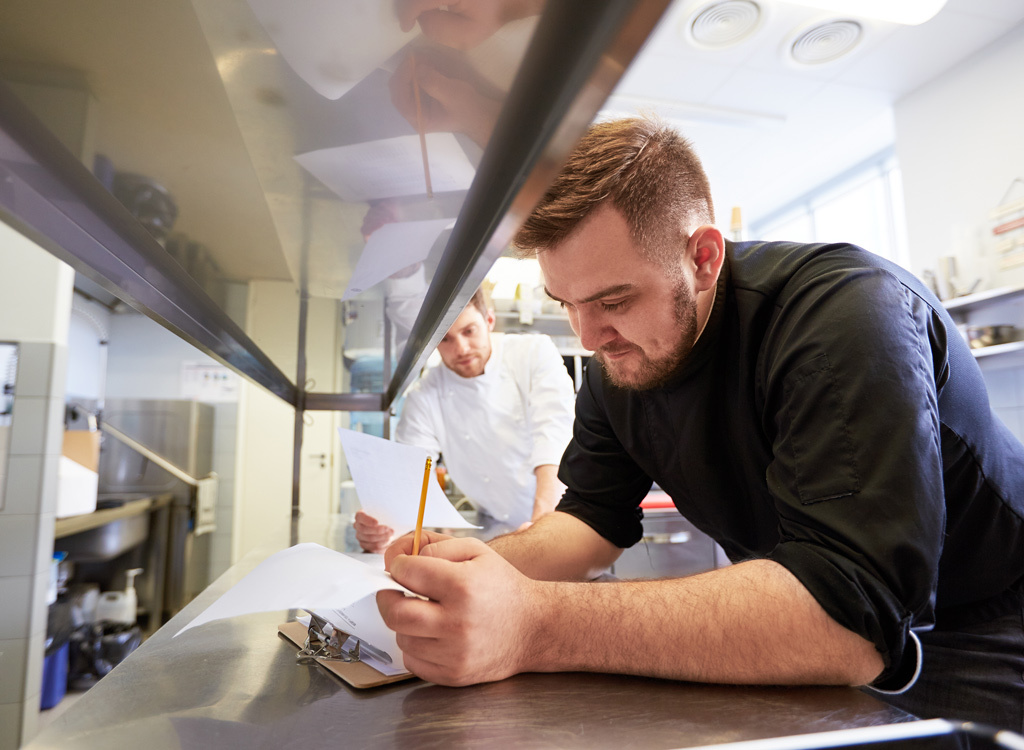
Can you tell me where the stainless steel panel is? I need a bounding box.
[97,399,215,618]
[26,547,915,750]
[99,399,213,494]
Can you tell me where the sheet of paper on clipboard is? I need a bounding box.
[310,595,407,677]
[174,543,415,686]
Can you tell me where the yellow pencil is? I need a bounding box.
[412,456,432,555]
[411,54,434,199]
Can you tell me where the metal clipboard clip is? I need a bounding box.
[295,611,392,667]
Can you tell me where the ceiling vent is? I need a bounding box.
[787,19,863,65]
[686,0,763,50]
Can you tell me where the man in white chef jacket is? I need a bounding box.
[354,287,576,552]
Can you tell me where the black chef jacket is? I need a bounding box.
[556,240,1024,690]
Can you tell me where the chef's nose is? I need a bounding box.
[573,308,615,353]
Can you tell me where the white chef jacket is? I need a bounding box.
[395,333,575,526]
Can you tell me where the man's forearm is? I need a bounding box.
[522,558,884,686]
[489,511,621,581]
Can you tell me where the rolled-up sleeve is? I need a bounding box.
[761,266,947,690]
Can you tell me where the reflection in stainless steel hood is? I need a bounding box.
[194,0,543,375]
[0,1,670,407]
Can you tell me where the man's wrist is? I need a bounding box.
[515,578,563,673]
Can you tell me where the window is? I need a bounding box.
[750,150,910,269]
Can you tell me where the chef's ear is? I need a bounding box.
[688,225,724,293]
[485,308,496,331]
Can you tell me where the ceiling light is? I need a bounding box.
[780,0,946,26]
[787,19,863,65]
[685,0,764,49]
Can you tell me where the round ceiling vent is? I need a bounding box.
[788,19,863,65]
[687,0,763,50]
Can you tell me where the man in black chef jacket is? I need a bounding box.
[376,116,1024,731]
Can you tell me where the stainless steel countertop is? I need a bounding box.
[28,544,915,750]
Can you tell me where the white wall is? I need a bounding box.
[895,22,1024,291]
[105,314,218,399]
[232,281,297,562]
[894,21,1024,443]
[66,297,111,403]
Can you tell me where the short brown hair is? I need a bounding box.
[513,117,714,265]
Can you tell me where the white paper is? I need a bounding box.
[338,428,478,535]
[342,219,453,300]
[174,543,409,639]
[247,0,416,100]
[295,133,476,202]
[314,596,408,676]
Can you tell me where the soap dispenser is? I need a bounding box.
[96,568,143,625]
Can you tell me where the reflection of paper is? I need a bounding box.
[338,428,478,535]
[343,219,453,300]
[247,0,416,100]
[174,543,409,641]
[295,134,476,202]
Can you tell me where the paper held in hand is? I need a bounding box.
[337,427,479,535]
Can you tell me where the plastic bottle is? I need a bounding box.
[95,568,143,625]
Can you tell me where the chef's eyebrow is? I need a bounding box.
[543,283,635,305]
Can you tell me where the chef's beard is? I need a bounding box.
[596,278,699,391]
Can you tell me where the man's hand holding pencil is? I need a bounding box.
[378,531,543,686]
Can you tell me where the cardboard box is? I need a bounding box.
[58,430,100,518]
[62,430,100,472]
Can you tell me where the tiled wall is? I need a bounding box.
[0,342,66,750]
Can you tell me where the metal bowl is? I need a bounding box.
[966,325,1017,349]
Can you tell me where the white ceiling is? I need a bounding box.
[605,0,1024,228]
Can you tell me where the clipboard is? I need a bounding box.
[278,620,417,689]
